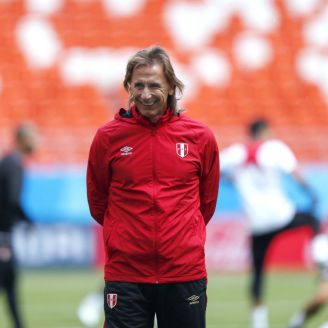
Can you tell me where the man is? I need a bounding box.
[87,45,220,328]
[286,233,328,328]
[0,122,37,328]
[220,119,320,328]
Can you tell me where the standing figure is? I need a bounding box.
[286,233,328,328]
[0,122,38,328]
[220,119,320,328]
[87,45,220,328]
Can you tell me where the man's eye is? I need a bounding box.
[149,83,160,89]
[134,83,144,90]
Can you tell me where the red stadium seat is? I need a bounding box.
[0,0,327,163]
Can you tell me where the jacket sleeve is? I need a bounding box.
[6,159,32,223]
[87,129,110,226]
[199,129,220,225]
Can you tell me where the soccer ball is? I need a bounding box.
[77,292,103,327]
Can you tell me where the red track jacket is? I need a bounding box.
[87,107,220,283]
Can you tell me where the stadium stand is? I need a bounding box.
[0,0,327,163]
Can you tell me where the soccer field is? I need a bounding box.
[0,269,327,328]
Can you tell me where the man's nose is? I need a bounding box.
[141,87,152,99]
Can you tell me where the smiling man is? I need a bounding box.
[127,62,173,123]
[87,45,220,328]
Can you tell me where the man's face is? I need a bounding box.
[129,63,173,123]
[23,133,37,154]
[19,129,38,155]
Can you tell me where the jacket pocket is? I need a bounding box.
[191,210,206,244]
[103,220,119,249]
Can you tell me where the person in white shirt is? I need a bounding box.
[220,119,320,328]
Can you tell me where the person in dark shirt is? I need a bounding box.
[0,122,37,328]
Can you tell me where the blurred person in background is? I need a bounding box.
[286,233,328,328]
[87,45,219,328]
[220,118,322,328]
[0,122,38,328]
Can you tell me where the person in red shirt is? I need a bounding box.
[87,45,220,328]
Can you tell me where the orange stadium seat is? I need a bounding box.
[0,0,327,163]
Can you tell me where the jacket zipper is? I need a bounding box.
[151,125,159,283]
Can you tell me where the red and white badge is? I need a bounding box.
[107,293,117,309]
[176,143,188,158]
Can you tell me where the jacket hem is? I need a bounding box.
[104,272,207,284]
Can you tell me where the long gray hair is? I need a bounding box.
[123,45,184,115]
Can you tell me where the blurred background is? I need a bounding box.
[1,0,328,327]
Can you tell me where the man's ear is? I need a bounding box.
[168,87,174,96]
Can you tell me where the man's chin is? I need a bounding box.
[138,106,156,115]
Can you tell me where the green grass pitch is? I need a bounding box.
[0,269,327,327]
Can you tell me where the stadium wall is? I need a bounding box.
[14,164,328,270]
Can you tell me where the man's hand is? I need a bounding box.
[0,246,12,262]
